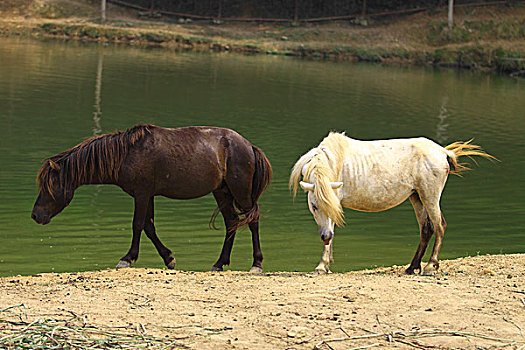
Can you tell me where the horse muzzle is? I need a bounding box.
[31,210,51,225]
[319,227,333,243]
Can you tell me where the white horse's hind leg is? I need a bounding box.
[314,240,333,274]
[418,172,449,276]
[423,210,447,275]
[418,199,447,275]
[406,193,434,275]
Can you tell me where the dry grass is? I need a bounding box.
[0,305,190,349]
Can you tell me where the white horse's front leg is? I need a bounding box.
[314,240,333,274]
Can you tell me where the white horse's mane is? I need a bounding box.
[289,132,348,226]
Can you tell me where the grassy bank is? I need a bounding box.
[1,0,524,74]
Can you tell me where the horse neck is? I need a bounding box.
[62,139,123,189]
[65,166,116,190]
[81,173,116,186]
[318,146,344,182]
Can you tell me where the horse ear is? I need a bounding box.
[49,160,60,171]
[300,181,315,191]
[301,164,308,176]
[330,182,343,189]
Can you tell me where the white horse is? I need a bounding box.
[289,132,494,275]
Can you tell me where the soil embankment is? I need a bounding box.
[1,254,524,349]
[1,0,525,74]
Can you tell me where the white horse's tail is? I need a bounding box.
[445,140,497,175]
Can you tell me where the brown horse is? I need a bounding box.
[31,124,272,272]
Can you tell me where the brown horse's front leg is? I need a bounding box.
[117,196,148,269]
[142,197,176,269]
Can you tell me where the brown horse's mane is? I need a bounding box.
[37,124,153,198]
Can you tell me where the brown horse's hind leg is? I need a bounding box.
[226,188,264,273]
[117,195,149,269]
[406,193,433,275]
[142,197,176,269]
[211,188,239,271]
[248,206,263,273]
[221,143,266,272]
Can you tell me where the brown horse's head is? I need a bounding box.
[31,159,74,225]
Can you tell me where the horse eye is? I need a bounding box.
[312,205,318,211]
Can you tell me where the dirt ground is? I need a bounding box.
[1,254,524,349]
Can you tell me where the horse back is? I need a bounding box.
[118,126,255,199]
[347,137,449,174]
[340,137,450,211]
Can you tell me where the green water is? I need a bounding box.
[0,38,523,276]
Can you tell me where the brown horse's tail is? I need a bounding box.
[209,145,272,231]
[445,140,497,175]
[236,146,272,228]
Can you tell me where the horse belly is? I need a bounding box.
[341,178,414,212]
[155,159,224,199]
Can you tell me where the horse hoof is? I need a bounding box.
[423,269,437,276]
[249,266,263,274]
[116,260,131,269]
[423,263,438,276]
[210,266,223,272]
[314,268,327,275]
[166,258,176,270]
[405,268,416,275]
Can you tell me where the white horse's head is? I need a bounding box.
[290,140,346,243]
[300,179,343,243]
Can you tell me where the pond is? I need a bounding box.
[0,37,523,276]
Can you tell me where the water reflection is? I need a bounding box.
[92,52,103,136]
[90,51,105,222]
[435,96,449,144]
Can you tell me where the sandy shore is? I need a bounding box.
[1,253,524,349]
